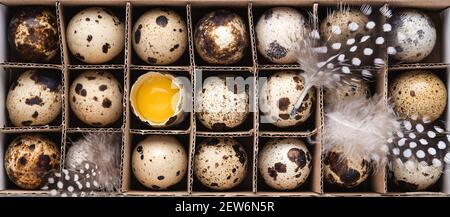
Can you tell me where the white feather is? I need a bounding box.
[324,94,400,170]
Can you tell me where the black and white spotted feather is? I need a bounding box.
[290,4,396,117]
[42,133,121,197]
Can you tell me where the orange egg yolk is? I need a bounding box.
[133,75,180,124]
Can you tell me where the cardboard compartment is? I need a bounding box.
[60,2,127,67]
[191,136,255,195]
[194,70,255,135]
[190,3,255,70]
[66,68,125,130]
[255,136,320,196]
[0,131,63,193]
[252,4,314,69]
[129,69,191,132]
[123,132,191,196]
[0,67,63,130]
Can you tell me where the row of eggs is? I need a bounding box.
[6,69,314,129]
[5,133,443,191]
[8,6,435,65]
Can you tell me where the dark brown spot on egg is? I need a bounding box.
[157,176,165,180]
[274,162,287,173]
[85,18,90,21]
[19,156,28,165]
[30,72,60,92]
[102,98,112,108]
[72,96,76,102]
[25,96,44,106]
[37,154,51,171]
[134,24,142,44]
[87,35,92,42]
[29,144,35,151]
[279,114,290,120]
[99,85,107,91]
[93,96,98,101]
[266,41,287,59]
[176,171,180,176]
[151,185,160,189]
[102,43,111,53]
[278,97,290,111]
[264,9,273,20]
[169,44,180,52]
[80,89,87,97]
[156,16,168,27]
[75,53,85,60]
[410,91,415,97]
[233,178,239,183]
[210,183,218,187]
[32,111,39,118]
[232,144,246,165]
[86,76,96,80]
[288,148,307,172]
[326,151,364,188]
[147,57,157,64]
[98,15,102,19]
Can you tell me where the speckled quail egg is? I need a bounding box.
[256,7,308,64]
[260,71,315,128]
[324,81,369,105]
[388,9,436,63]
[258,138,312,191]
[70,70,122,127]
[7,70,61,127]
[8,7,59,62]
[132,135,187,190]
[389,119,448,191]
[194,10,249,65]
[194,138,248,190]
[196,75,249,130]
[389,70,446,123]
[66,7,125,64]
[133,8,188,65]
[320,9,371,45]
[324,146,371,188]
[4,134,60,189]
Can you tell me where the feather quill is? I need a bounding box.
[324,94,399,168]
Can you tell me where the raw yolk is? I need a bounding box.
[134,76,180,124]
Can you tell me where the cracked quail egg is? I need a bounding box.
[8,7,59,62]
[258,138,312,191]
[194,10,249,65]
[196,75,249,130]
[260,71,315,128]
[4,134,60,189]
[324,146,370,188]
[66,7,125,64]
[133,8,187,65]
[256,7,308,64]
[132,135,187,190]
[389,70,446,123]
[194,137,248,190]
[70,70,122,127]
[7,70,61,127]
[388,9,436,63]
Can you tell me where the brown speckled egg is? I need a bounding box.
[194,10,249,65]
[66,7,124,64]
[69,70,122,127]
[392,158,443,191]
[194,138,248,190]
[324,81,369,105]
[260,71,315,128]
[389,70,446,123]
[6,70,61,127]
[258,138,312,190]
[131,135,187,190]
[8,7,59,62]
[324,146,370,188]
[4,134,60,189]
[196,75,249,130]
[132,8,187,65]
[256,7,308,64]
[320,9,371,45]
[388,9,436,63]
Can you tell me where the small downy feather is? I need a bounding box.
[289,4,394,117]
[324,94,399,169]
[42,133,121,196]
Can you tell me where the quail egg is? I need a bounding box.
[130,72,187,128]
[392,158,443,191]
[389,70,446,123]
[258,138,312,190]
[320,9,371,45]
[260,71,315,128]
[194,138,248,190]
[8,7,59,63]
[388,9,436,63]
[66,7,125,64]
[256,7,308,64]
[4,134,60,189]
[324,146,371,188]
[133,8,188,65]
[132,135,187,190]
[7,70,61,127]
[70,70,122,127]
[194,10,249,65]
[196,75,249,130]
[324,81,369,105]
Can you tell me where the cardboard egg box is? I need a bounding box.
[0,0,448,197]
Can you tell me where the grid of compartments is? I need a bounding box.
[0,0,449,196]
